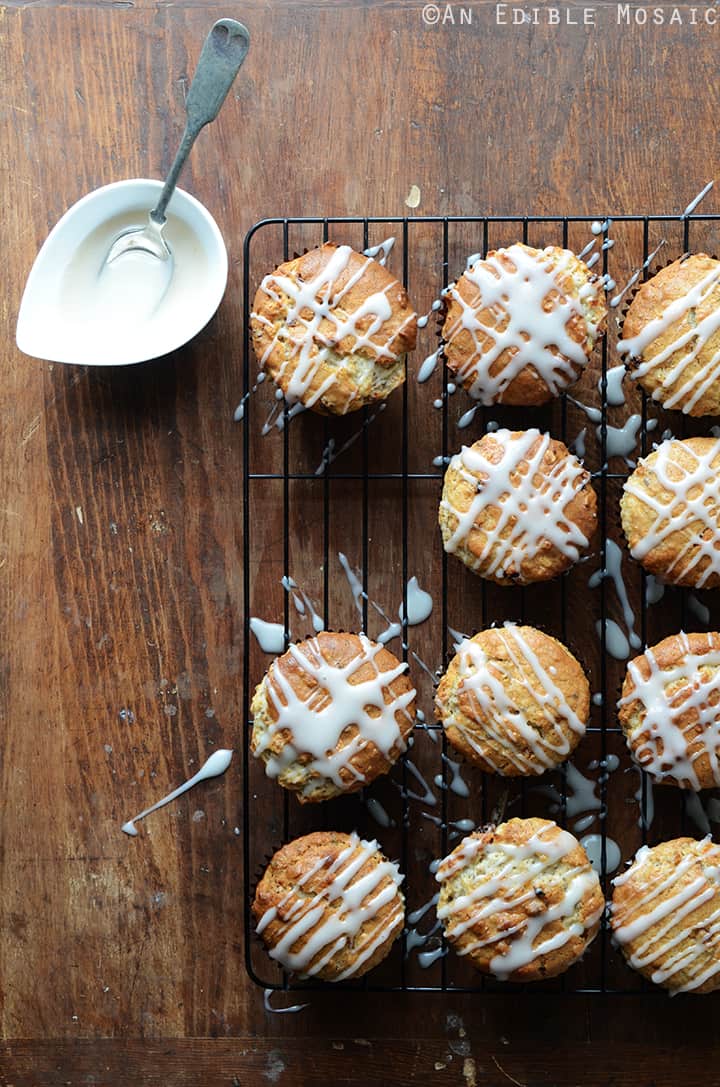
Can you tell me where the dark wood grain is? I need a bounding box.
[2,0,720,1081]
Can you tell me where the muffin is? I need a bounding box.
[620,436,720,589]
[250,242,417,415]
[618,254,720,417]
[618,631,720,790]
[250,631,416,802]
[611,837,720,994]
[436,818,603,982]
[436,625,590,776]
[439,428,598,584]
[253,831,405,981]
[441,243,606,406]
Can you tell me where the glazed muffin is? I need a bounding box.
[250,242,417,415]
[436,625,590,776]
[618,632,720,790]
[441,243,606,406]
[618,254,720,417]
[436,818,603,982]
[620,436,720,589]
[611,837,720,994]
[439,428,598,584]
[253,831,405,981]
[250,631,416,802]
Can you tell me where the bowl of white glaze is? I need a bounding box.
[16,178,228,366]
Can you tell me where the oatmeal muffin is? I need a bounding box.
[611,837,720,994]
[620,436,720,589]
[618,631,720,790]
[618,254,720,417]
[439,428,598,584]
[253,831,405,981]
[250,243,417,415]
[251,631,416,802]
[441,243,606,406]
[436,818,603,982]
[436,625,590,776]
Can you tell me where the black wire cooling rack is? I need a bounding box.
[242,212,720,996]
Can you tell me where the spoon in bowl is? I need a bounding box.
[105,18,249,268]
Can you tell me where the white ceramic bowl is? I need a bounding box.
[16,178,228,366]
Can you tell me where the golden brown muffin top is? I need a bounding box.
[618,631,720,790]
[618,254,720,417]
[620,436,720,589]
[441,243,606,406]
[253,831,404,982]
[436,818,603,983]
[436,625,589,776]
[250,631,416,802]
[611,837,720,994]
[250,243,417,415]
[439,428,598,584]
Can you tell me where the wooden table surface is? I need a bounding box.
[3,1,720,1083]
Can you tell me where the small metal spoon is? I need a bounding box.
[106,18,250,266]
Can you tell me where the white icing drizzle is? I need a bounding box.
[612,838,720,994]
[417,349,441,383]
[457,405,479,429]
[233,371,266,422]
[408,893,440,926]
[252,244,414,413]
[121,749,233,836]
[255,633,416,794]
[569,427,585,460]
[618,258,720,414]
[337,551,365,619]
[363,236,395,266]
[602,364,627,406]
[315,403,387,475]
[567,395,602,423]
[441,429,592,579]
[618,632,720,789]
[436,824,602,980]
[580,834,621,875]
[399,577,433,626]
[256,833,404,980]
[418,946,448,968]
[250,617,287,654]
[682,180,714,217]
[441,753,470,797]
[601,413,656,463]
[623,438,720,588]
[263,988,308,1014]
[366,796,394,828]
[281,576,324,632]
[400,758,438,806]
[440,624,586,776]
[588,539,641,651]
[645,574,666,606]
[596,618,630,660]
[442,245,601,404]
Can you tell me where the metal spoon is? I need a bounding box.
[106,18,250,266]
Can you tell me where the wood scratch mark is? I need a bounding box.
[491,1056,525,1087]
[21,415,41,444]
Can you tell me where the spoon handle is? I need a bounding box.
[151,18,250,225]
